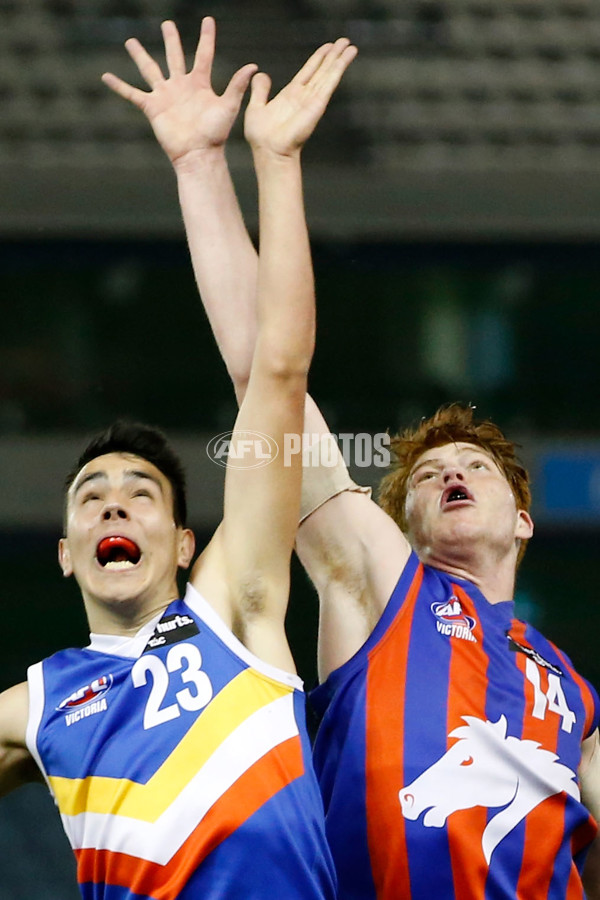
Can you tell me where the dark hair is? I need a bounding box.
[64,420,187,529]
[378,403,531,564]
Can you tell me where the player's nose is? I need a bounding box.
[442,465,466,483]
[102,503,128,520]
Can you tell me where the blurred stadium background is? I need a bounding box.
[3,0,600,895]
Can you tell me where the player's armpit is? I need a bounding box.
[0,682,39,797]
[297,488,411,678]
[297,487,410,611]
[296,391,411,612]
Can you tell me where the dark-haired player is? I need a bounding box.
[147,18,600,899]
[0,22,357,900]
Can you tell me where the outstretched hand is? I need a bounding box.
[244,38,357,158]
[101,17,257,166]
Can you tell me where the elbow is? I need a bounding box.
[258,341,313,381]
[267,356,312,383]
[251,352,311,391]
[255,325,315,381]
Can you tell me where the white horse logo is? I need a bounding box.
[399,715,579,863]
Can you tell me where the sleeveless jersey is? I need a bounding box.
[311,552,599,900]
[27,583,336,900]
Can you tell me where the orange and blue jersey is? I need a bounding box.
[27,583,336,900]
[312,552,599,900]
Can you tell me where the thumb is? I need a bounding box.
[248,71,272,108]
[222,62,258,109]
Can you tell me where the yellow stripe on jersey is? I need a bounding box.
[49,668,292,821]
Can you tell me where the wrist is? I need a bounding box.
[172,145,229,177]
[250,144,302,170]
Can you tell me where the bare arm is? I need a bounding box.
[580,728,600,898]
[199,42,360,669]
[103,20,409,678]
[295,449,411,676]
[0,682,39,798]
[104,24,359,669]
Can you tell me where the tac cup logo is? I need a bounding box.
[206,431,279,469]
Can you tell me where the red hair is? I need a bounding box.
[378,404,531,563]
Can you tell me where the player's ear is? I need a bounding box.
[58,538,73,577]
[515,509,534,541]
[177,528,195,570]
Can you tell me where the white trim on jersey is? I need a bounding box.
[83,586,303,692]
[184,582,303,692]
[88,613,162,659]
[60,691,298,863]
[25,661,52,790]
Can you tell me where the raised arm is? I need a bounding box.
[105,25,358,669]
[196,40,360,671]
[103,20,410,679]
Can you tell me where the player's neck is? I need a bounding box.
[82,589,179,637]
[425,551,517,606]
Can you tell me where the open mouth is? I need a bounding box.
[448,488,469,502]
[442,486,474,507]
[96,536,141,570]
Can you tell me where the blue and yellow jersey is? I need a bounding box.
[27,584,336,900]
[312,552,599,900]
